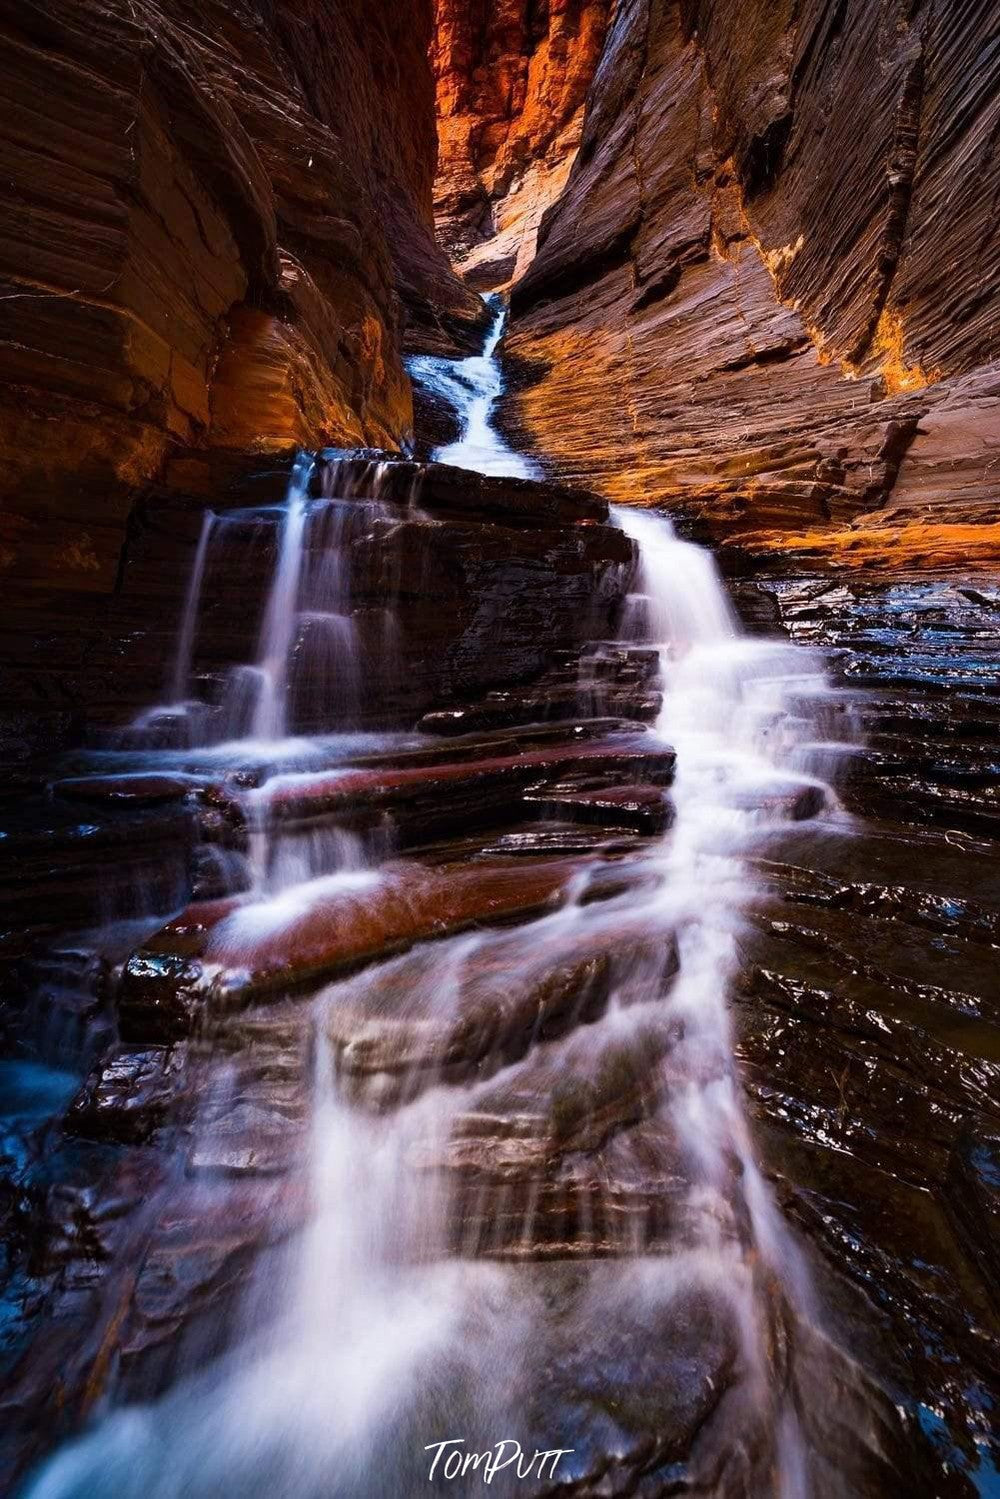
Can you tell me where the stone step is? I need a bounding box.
[311,452,612,527]
[523,784,670,835]
[326,920,675,1102]
[116,855,621,1041]
[255,737,675,829]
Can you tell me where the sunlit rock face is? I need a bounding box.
[431,0,611,288]
[0,0,484,765]
[500,0,1000,569]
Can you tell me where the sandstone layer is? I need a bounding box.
[500,0,1000,567]
[0,0,486,766]
[431,0,611,287]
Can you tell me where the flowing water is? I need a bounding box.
[23,300,861,1498]
[406,294,540,479]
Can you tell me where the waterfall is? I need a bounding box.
[406,294,539,480]
[26,483,860,1497]
[615,504,839,1492]
[249,452,315,743]
[168,509,215,704]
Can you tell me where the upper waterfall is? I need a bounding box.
[406,295,540,480]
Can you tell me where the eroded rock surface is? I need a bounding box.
[4,516,999,1492]
[0,0,486,768]
[431,0,611,287]
[500,0,1000,567]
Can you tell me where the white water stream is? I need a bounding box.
[26,298,856,1498]
[407,295,540,479]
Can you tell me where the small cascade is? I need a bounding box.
[614,505,847,1489]
[168,509,215,704]
[407,294,539,479]
[130,454,421,754]
[248,453,314,743]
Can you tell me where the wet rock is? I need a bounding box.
[524,784,670,836]
[946,1123,1000,1311]
[67,1045,188,1145]
[0,800,195,943]
[258,736,675,847]
[328,925,675,1096]
[49,774,203,807]
[30,458,637,741]
[117,857,598,1036]
[313,452,611,526]
[418,644,662,734]
[0,0,490,767]
[187,1103,302,1179]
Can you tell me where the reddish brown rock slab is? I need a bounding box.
[117,857,601,1041]
[51,773,208,809]
[525,783,671,835]
[327,919,674,1092]
[259,737,675,829]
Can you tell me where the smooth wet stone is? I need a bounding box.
[524,784,671,835]
[417,644,662,735]
[327,926,675,1092]
[313,453,611,526]
[67,1046,188,1144]
[476,825,646,858]
[256,737,676,836]
[117,857,598,1038]
[49,774,203,806]
[187,1102,302,1177]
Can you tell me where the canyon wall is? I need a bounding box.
[432,0,611,287]
[501,0,1000,569]
[1,0,482,764]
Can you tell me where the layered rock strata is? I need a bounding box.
[0,0,486,767]
[500,0,1000,566]
[2,459,998,1488]
[431,0,611,286]
[6,422,998,1492]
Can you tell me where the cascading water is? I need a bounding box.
[613,506,842,1491]
[25,449,863,1495]
[21,243,877,1496]
[406,294,539,479]
[168,509,216,705]
[248,453,314,743]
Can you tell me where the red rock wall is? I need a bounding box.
[0,0,483,762]
[0,0,485,575]
[432,0,611,287]
[502,0,1000,568]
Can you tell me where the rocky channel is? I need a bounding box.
[1,2,999,1497]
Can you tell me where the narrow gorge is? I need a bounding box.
[1,2,998,1496]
